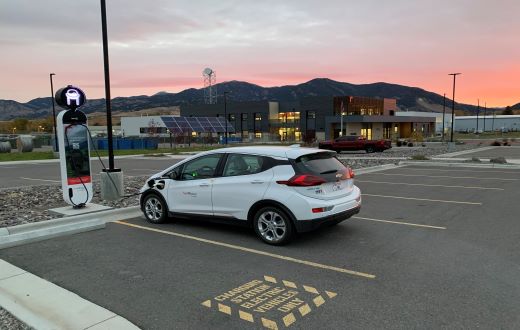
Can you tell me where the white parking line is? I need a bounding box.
[19,177,60,183]
[352,216,446,230]
[356,180,504,190]
[367,173,518,181]
[362,194,482,205]
[114,221,376,279]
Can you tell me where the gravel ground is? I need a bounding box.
[336,142,481,158]
[0,308,32,330]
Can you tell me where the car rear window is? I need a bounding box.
[292,152,347,182]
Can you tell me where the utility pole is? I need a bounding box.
[224,91,229,144]
[492,105,496,132]
[449,73,461,142]
[476,99,480,133]
[442,93,446,141]
[483,102,487,132]
[49,73,58,151]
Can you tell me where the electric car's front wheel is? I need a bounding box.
[253,206,293,245]
[142,194,167,224]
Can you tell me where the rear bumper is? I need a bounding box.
[293,205,361,233]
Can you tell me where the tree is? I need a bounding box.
[12,118,29,132]
[502,106,513,115]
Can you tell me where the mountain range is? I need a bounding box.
[0,78,515,121]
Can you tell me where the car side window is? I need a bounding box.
[180,154,222,180]
[223,154,265,177]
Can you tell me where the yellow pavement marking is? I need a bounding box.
[239,310,254,323]
[368,173,518,181]
[400,167,520,174]
[114,221,376,279]
[264,275,277,283]
[298,304,311,316]
[303,285,319,294]
[356,179,504,190]
[325,291,337,298]
[218,303,231,315]
[313,295,325,307]
[261,318,278,330]
[201,300,212,308]
[352,216,447,230]
[282,280,297,288]
[283,313,297,327]
[362,194,482,205]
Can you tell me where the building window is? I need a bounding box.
[255,131,262,139]
[255,113,262,121]
[307,111,316,119]
[361,123,373,140]
[229,114,235,121]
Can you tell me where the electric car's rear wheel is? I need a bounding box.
[253,206,293,245]
[143,194,167,224]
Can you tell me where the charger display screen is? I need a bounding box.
[65,124,91,185]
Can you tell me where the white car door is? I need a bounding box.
[167,153,223,215]
[211,153,273,220]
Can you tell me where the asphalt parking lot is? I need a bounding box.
[1,165,520,329]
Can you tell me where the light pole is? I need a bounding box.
[449,73,461,142]
[483,102,487,132]
[49,73,58,151]
[442,93,446,141]
[476,99,480,133]
[224,91,229,144]
[100,0,116,171]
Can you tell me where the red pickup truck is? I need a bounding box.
[318,135,392,153]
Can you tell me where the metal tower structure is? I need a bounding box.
[203,68,217,104]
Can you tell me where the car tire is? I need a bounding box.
[253,206,293,245]
[142,193,168,224]
[365,146,375,153]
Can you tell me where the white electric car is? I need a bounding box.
[139,146,361,245]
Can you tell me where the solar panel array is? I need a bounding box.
[160,116,235,134]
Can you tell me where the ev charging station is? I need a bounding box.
[55,85,93,208]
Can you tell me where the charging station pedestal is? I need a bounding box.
[55,86,93,208]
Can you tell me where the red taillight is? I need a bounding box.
[337,167,355,180]
[312,207,326,213]
[277,174,326,187]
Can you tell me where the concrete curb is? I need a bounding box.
[355,163,404,175]
[0,206,142,250]
[433,146,497,158]
[0,260,140,330]
[398,160,520,169]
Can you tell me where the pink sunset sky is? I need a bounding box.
[1,0,519,107]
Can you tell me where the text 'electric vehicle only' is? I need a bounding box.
[140,146,361,245]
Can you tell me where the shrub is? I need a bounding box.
[407,142,414,147]
[411,154,429,160]
[471,157,481,162]
[396,140,402,147]
[491,141,501,146]
[490,157,507,164]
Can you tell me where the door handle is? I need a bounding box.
[250,181,264,184]
[199,183,210,187]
